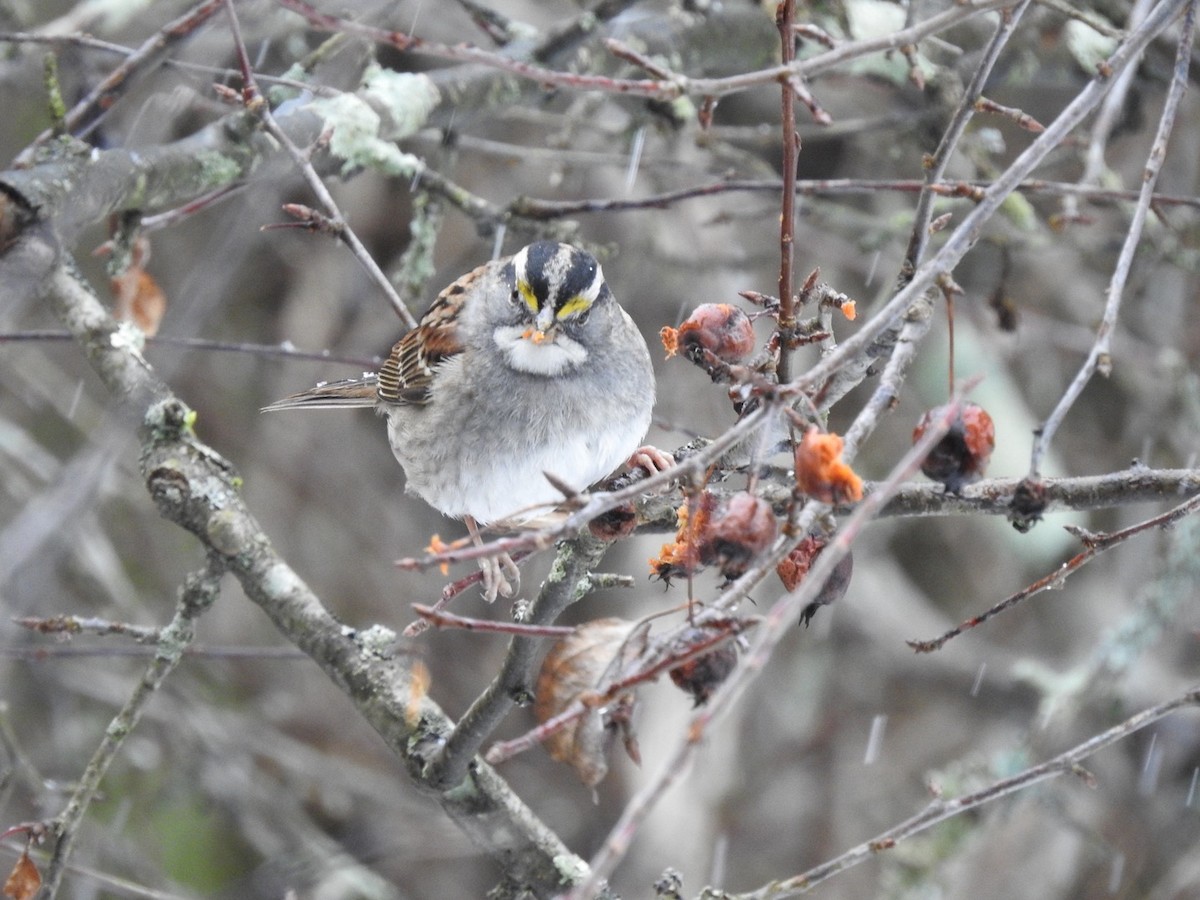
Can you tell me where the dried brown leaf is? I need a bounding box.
[3,850,41,900]
[534,618,645,786]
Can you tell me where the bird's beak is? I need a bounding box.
[522,306,557,344]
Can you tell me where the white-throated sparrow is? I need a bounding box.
[265,241,661,594]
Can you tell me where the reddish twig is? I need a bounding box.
[486,616,752,766]
[974,96,1045,132]
[908,490,1200,653]
[508,176,1200,220]
[410,605,575,637]
[775,0,799,385]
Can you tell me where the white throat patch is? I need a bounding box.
[494,325,587,375]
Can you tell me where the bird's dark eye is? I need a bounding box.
[510,287,521,305]
[576,308,591,325]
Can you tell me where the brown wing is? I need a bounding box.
[377,262,489,406]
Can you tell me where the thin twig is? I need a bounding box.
[907,490,1200,652]
[40,558,224,895]
[735,684,1200,898]
[1028,0,1197,477]
[224,0,417,328]
[509,176,1200,220]
[902,0,1032,274]
[1063,0,1157,224]
[485,615,751,766]
[14,0,226,165]
[410,604,575,637]
[840,296,934,462]
[776,0,799,385]
[424,535,613,790]
[0,328,381,367]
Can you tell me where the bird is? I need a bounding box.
[264,240,664,598]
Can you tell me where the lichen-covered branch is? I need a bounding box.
[20,240,595,897]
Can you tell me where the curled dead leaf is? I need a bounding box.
[534,618,646,787]
[3,850,40,900]
[107,237,166,336]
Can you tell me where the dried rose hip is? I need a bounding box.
[669,629,738,706]
[677,303,756,364]
[662,304,756,385]
[702,492,777,580]
[777,536,853,626]
[913,402,995,493]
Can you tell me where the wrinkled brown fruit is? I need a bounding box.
[669,627,738,706]
[913,402,995,493]
[702,492,777,580]
[675,303,756,363]
[777,536,854,626]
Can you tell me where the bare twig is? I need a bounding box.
[1028,0,1197,477]
[1062,0,1157,224]
[735,684,1200,898]
[0,328,381,367]
[424,535,613,790]
[509,176,1200,219]
[40,557,224,895]
[410,604,575,637]
[776,0,800,385]
[902,0,1032,275]
[840,296,934,462]
[485,615,751,766]
[907,490,1200,652]
[223,0,418,328]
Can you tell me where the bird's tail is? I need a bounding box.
[261,375,379,412]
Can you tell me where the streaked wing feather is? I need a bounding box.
[378,266,479,405]
[261,375,378,411]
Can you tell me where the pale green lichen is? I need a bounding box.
[307,91,422,177]
[1000,192,1038,232]
[267,62,309,106]
[261,562,306,600]
[355,623,398,659]
[1064,20,1118,74]
[360,64,440,140]
[553,854,589,885]
[193,149,243,191]
[110,320,147,353]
